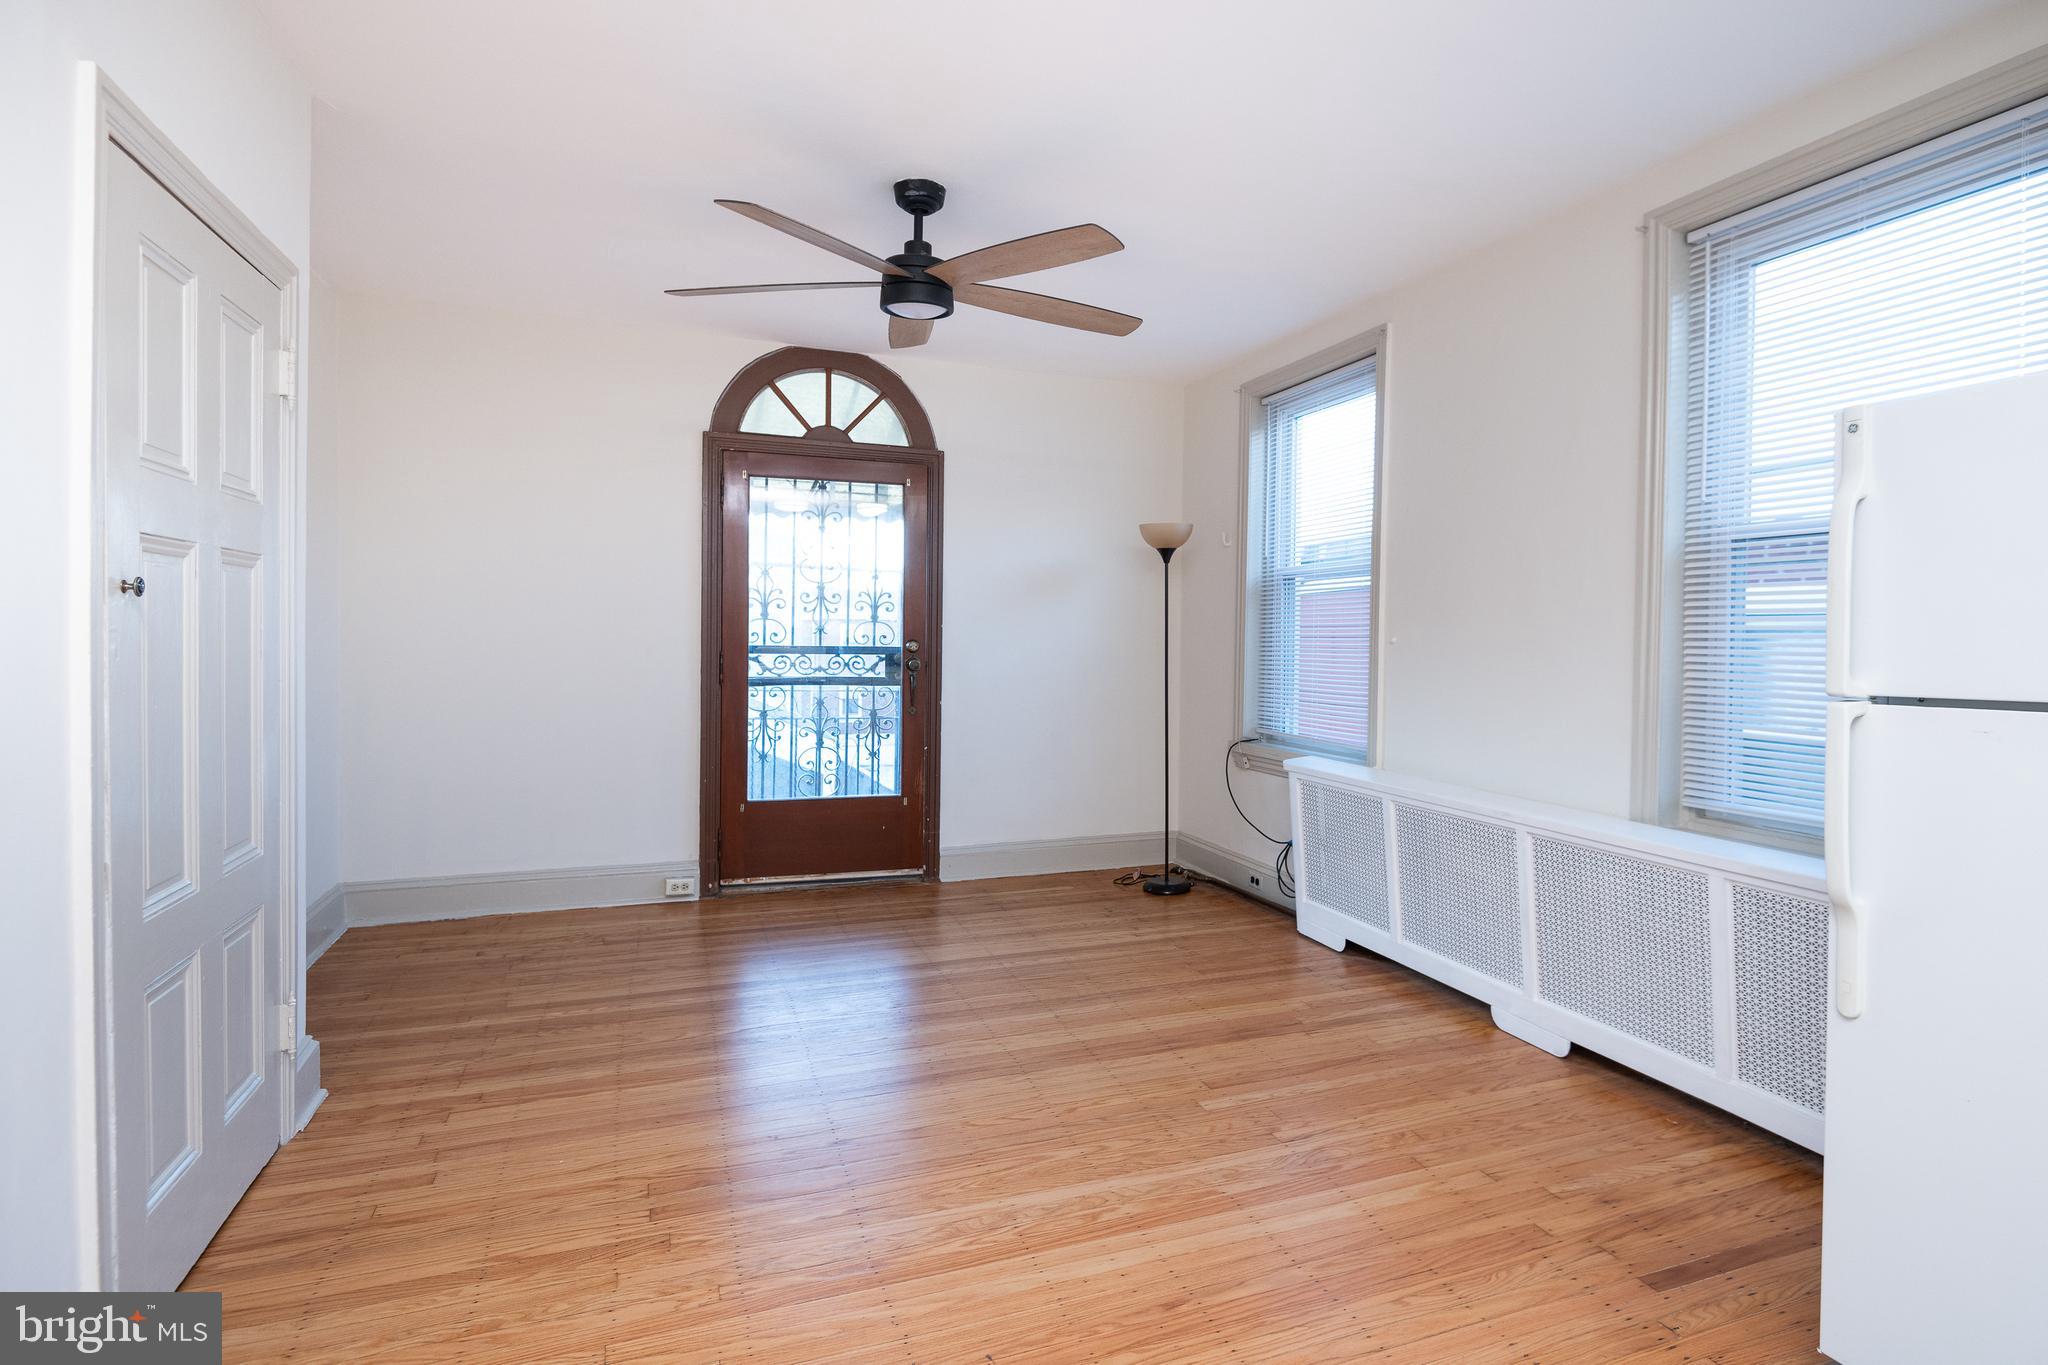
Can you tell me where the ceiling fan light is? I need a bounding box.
[879,274,954,320]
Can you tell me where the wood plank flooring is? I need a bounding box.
[186,874,1826,1362]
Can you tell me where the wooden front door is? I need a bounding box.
[709,445,939,885]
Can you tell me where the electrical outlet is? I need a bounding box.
[664,877,695,898]
[1249,873,1262,886]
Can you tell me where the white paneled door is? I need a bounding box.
[102,147,286,1289]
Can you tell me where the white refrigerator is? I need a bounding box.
[1820,370,2048,1362]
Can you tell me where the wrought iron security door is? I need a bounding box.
[714,449,935,883]
[746,476,908,800]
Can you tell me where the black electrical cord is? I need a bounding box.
[1226,739,1295,899]
[1113,740,1299,899]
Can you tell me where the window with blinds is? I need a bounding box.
[1680,96,2048,838]
[1250,356,1377,757]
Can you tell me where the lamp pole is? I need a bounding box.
[1137,523,1192,895]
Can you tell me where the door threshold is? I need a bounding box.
[720,869,927,892]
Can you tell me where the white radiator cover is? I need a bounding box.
[1288,756,1829,1151]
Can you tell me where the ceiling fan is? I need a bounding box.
[665,179,1141,349]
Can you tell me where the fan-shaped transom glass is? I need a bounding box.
[738,367,910,446]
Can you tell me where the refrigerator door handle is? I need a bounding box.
[1827,412,1872,699]
[1825,699,1870,1019]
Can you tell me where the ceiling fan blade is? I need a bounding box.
[889,316,933,349]
[664,281,879,297]
[929,224,1123,287]
[955,282,1142,336]
[715,200,905,276]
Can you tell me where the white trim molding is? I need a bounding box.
[1174,831,1295,913]
[336,840,1278,919]
[939,832,1164,882]
[291,1043,326,1138]
[344,861,702,927]
[1631,43,2048,838]
[306,885,345,965]
[330,837,1297,922]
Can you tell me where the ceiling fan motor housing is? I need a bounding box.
[880,262,953,319]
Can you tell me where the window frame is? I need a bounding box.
[1235,326,1390,774]
[1634,46,2048,852]
[709,346,936,448]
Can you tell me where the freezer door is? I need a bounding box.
[1820,702,2048,1363]
[1831,371,2048,703]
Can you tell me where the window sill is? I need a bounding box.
[1676,809,1823,858]
[1232,741,1364,778]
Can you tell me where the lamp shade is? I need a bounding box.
[1138,522,1194,551]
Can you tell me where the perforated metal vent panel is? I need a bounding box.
[1732,883,1829,1114]
[1531,838,1715,1067]
[1300,781,1389,931]
[1393,804,1522,986]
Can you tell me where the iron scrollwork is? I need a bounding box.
[746,477,906,800]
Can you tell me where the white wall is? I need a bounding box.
[0,0,310,1290]
[305,271,343,903]
[1176,5,2048,874]
[323,289,1183,885]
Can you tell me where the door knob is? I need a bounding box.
[119,576,146,597]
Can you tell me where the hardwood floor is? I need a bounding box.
[187,874,1826,1362]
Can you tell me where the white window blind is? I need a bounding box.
[1681,96,2048,837]
[1252,356,1377,756]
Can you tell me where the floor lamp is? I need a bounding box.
[1138,522,1193,895]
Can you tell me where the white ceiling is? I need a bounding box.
[263,0,2004,381]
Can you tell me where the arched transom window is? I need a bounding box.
[710,347,937,450]
[740,368,908,445]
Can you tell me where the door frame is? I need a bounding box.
[87,70,317,1288]
[699,416,945,896]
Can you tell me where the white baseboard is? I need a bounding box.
[1175,831,1295,912]
[291,1038,325,1137]
[334,836,1281,925]
[344,860,701,927]
[939,831,1164,881]
[305,884,346,965]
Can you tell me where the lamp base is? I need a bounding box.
[1142,872,1192,896]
